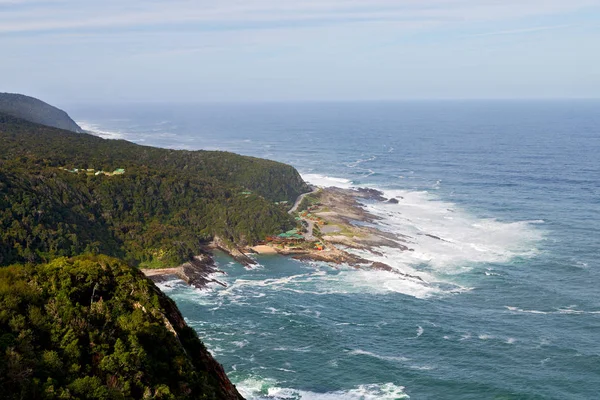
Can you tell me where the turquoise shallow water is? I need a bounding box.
[72,101,600,399]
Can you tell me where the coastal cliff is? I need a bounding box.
[0,255,244,399]
[0,93,83,132]
[0,111,309,268]
[0,95,313,399]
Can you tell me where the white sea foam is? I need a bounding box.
[317,269,448,299]
[557,309,600,314]
[272,345,313,353]
[155,279,180,293]
[410,365,435,371]
[157,278,229,309]
[362,189,543,273]
[78,121,127,140]
[346,156,377,168]
[416,326,424,337]
[232,340,249,348]
[338,250,470,298]
[362,169,376,178]
[208,345,224,356]
[302,173,354,189]
[300,174,543,297]
[236,376,409,400]
[78,120,188,149]
[505,306,600,315]
[263,307,295,316]
[348,349,410,363]
[217,272,325,298]
[218,267,455,300]
[275,367,297,373]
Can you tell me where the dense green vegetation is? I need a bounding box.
[0,255,244,399]
[0,93,82,132]
[0,101,270,399]
[0,112,310,268]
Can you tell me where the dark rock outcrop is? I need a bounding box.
[211,236,257,268]
[144,255,228,289]
[355,187,387,202]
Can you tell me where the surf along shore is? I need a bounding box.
[142,186,421,288]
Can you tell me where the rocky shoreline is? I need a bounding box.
[142,254,228,289]
[143,187,420,289]
[251,187,423,280]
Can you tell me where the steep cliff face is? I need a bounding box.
[0,92,83,132]
[155,285,244,400]
[0,255,244,399]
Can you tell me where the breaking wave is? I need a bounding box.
[236,376,409,400]
[78,121,128,140]
[303,174,544,282]
[505,306,600,315]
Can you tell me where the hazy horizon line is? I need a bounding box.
[62,97,600,107]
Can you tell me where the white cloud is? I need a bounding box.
[0,0,598,34]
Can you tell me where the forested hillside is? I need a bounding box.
[0,255,244,399]
[0,93,83,132]
[0,112,310,267]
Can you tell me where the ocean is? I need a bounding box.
[70,101,600,399]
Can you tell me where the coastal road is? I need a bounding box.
[288,187,319,214]
[289,187,320,241]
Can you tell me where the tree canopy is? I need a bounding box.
[0,113,310,268]
[0,255,244,399]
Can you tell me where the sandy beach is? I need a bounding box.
[251,245,279,255]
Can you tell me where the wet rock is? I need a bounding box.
[371,262,393,271]
[211,235,257,268]
[425,233,448,242]
[354,187,387,202]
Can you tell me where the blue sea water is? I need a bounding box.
[71,101,600,399]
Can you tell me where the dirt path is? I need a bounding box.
[288,188,320,240]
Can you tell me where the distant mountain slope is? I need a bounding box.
[0,92,83,132]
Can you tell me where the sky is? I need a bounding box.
[1,0,600,104]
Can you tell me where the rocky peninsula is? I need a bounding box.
[144,186,424,289]
[249,187,420,276]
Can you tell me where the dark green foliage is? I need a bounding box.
[0,113,308,203]
[0,93,82,132]
[0,113,310,267]
[0,255,243,399]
